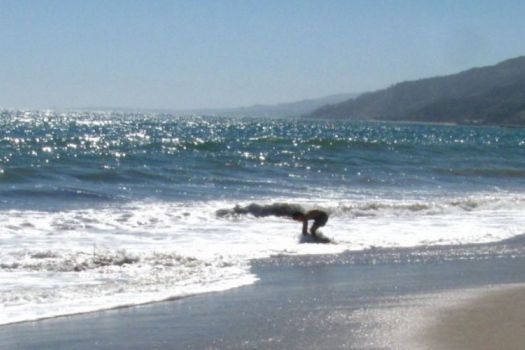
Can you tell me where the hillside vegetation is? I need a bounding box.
[307,56,525,126]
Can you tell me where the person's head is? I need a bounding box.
[292,212,305,221]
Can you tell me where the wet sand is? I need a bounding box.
[2,239,525,349]
[418,284,525,350]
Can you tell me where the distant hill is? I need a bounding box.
[307,56,525,126]
[74,93,359,118]
[176,93,359,118]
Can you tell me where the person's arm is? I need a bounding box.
[302,219,308,234]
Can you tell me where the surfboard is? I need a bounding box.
[299,232,334,244]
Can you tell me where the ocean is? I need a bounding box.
[1,110,525,325]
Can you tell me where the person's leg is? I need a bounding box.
[310,223,321,236]
[310,214,328,236]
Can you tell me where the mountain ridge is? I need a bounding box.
[175,92,359,118]
[307,56,525,126]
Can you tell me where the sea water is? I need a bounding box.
[1,110,525,324]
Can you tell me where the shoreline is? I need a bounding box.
[3,233,525,328]
[3,239,525,349]
[0,274,258,327]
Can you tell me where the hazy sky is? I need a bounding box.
[1,0,525,110]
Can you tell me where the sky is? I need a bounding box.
[1,0,525,110]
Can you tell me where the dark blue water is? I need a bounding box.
[1,110,525,210]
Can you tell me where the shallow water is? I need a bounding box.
[1,110,525,324]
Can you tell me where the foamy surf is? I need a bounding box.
[1,192,525,325]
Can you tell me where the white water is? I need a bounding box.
[1,191,525,325]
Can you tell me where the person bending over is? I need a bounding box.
[292,210,329,237]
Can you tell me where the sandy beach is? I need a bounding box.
[417,285,525,350]
[2,237,525,350]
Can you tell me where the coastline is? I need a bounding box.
[3,237,525,349]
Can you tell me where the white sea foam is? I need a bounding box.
[1,191,525,325]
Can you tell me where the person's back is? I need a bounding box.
[292,210,329,236]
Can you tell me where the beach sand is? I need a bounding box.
[2,239,525,349]
[416,285,525,350]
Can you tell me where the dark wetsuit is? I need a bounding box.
[302,210,329,235]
